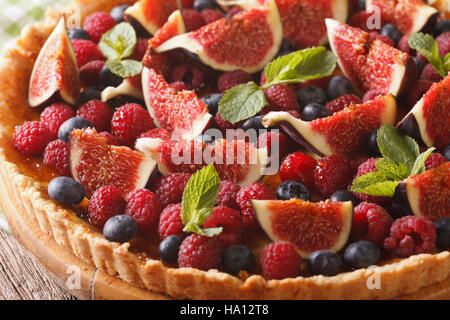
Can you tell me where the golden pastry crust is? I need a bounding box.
[0,0,448,300]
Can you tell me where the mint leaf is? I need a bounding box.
[351,171,398,197]
[408,33,447,78]
[444,53,450,72]
[375,158,409,181]
[99,22,137,60]
[410,147,436,176]
[106,59,143,78]
[181,165,221,237]
[218,82,268,124]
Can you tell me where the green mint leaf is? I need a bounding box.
[183,223,223,237]
[408,33,447,78]
[106,59,143,78]
[410,147,436,176]
[263,47,337,86]
[181,165,221,237]
[444,53,450,72]
[99,22,137,60]
[377,124,420,172]
[218,82,268,124]
[351,171,398,197]
[375,158,409,181]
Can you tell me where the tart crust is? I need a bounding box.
[0,0,448,300]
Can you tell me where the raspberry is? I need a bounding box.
[351,202,393,246]
[125,189,163,233]
[177,233,223,270]
[421,63,443,82]
[314,155,351,197]
[383,216,436,257]
[170,81,190,91]
[397,34,415,55]
[88,186,127,228]
[352,158,391,204]
[216,180,241,210]
[203,206,244,247]
[43,140,71,176]
[214,112,242,131]
[136,128,171,141]
[71,40,105,67]
[436,31,450,57]
[257,131,288,158]
[98,131,119,145]
[40,102,74,139]
[80,60,104,87]
[349,11,382,32]
[349,156,369,178]
[13,121,53,156]
[406,80,433,108]
[262,84,300,114]
[325,94,362,114]
[76,100,113,132]
[83,12,117,42]
[111,103,154,146]
[362,89,383,102]
[286,109,302,119]
[280,152,317,190]
[425,153,447,170]
[217,70,252,93]
[158,203,184,240]
[260,242,301,280]
[169,64,204,90]
[154,173,192,207]
[369,32,395,47]
[182,9,206,32]
[129,37,149,61]
[182,0,194,8]
[236,183,276,228]
[200,9,224,24]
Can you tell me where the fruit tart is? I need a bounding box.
[0,0,449,300]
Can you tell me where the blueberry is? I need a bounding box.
[301,103,331,121]
[200,93,223,116]
[366,129,381,157]
[443,144,450,161]
[159,235,182,263]
[221,245,255,275]
[326,75,356,100]
[344,240,381,269]
[240,115,266,133]
[380,23,403,45]
[434,20,450,37]
[193,0,217,11]
[413,56,424,76]
[358,0,366,10]
[103,215,138,243]
[397,114,422,144]
[330,190,360,207]
[78,86,102,106]
[276,180,311,201]
[307,250,343,276]
[296,86,328,107]
[48,177,85,205]
[110,4,130,23]
[58,117,94,142]
[435,218,450,249]
[68,28,90,41]
[100,65,123,88]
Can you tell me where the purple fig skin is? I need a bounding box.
[391,182,414,219]
[123,14,151,38]
[419,12,439,34]
[397,57,419,97]
[279,122,325,157]
[397,113,425,146]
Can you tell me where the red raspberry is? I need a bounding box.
[421,63,443,82]
[170,81,190,91]
[351,202,393,246]
[136,128,171,141]
[125,189,163,233]
[83,12,117,43]
[79,60,104,87]
[88,186,127,228]
[436,31,450,57]
[214,112,242,131]
[280,152,317,190]
[286,109,302,119]
[13,121,53,156]
[314,155,351,197]
[40,102,74,139]
[200,9,224,24]
[352,158,391,204]
[169,64,204,90]
[236,183,276,228]
[181,9,206,32]
[349,11,382,32]
[182,0,194,8]
[397,34,415,55]
[362,89,383,102]
[98,131,119,145]
[257,131,288,158]
[203,206,244,247]
[158,203,184,240]
[383,216,436,257]
[71,40,105,67]
[216,180,241,210]
[129,37,149,61]
[43,140,71,176]
[349,156,369,178]
[217,70,252,93]
[76,100,113,132]
[369,32,395,47]
[406,80,433,108]
[111,103,154,146]
[425,153,447,170]
[154,173,192,207]
[262,84,300,114]
[260,242,301,280]
[325,94,362,114]
[178,233,223,270]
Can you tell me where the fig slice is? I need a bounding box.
[397,74,450,150]
[124,0,182,36]
[69,128,156,198]
[262,95,397,157]
[326,19,415,96]
[135,137,269,187]
[252,199,353,258]
[28,17,80,107]
[101,75,144,102]
[149,9,186,49]
[155,0,283,73]
[142,67,212,140]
